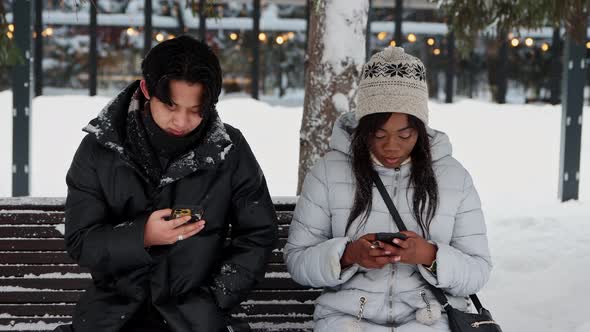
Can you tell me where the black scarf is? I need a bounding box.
[124,90,209,184]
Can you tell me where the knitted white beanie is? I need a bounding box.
[356,46,429,125]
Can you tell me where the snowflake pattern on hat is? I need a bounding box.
[363,62,425,81]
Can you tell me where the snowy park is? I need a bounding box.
[1,90,589,331]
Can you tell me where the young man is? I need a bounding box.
[57,35,277,332]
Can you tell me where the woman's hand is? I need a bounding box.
[340,233,399,269]
[390,231,437,266]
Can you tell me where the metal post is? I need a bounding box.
[278,46,285,97]
[89,1,97,96]
[394,0,403,46]
[550,26,562,105]
[497,35,508,104]
[251,0,261,99]
[468,51,476,98]
[366,0,372,61]
[143,0,152,56]
[558,34,585,201]
[33,0,42,97]
[11,0,33,196]
[445,31,455,103]
[198,0,206,41]
[174,1,185,36]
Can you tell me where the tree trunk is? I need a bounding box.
[298,0,369,193]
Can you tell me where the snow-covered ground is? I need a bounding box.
[1,90,589,331]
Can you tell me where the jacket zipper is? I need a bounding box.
[420,290,435,321]
[471,320,498,328]
[393,167,400,197]
[356,296,367,322]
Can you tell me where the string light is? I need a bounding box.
[510,38,520,47]
[258,32,267,42]
[167,34,175,40]
[524,37,534,47]
[586,41,590,49]
[389,40,396,47]
[276,36,285,45]
[433,48,441,55]
[44,27,53,36]
[287,32,295,39]
[229,32,238,40]
[377,32,387,41]
[7,31,13,39]
[407,33,417,43]
[541,43,550,52]
[155,33,165,42]
[8,24,14,32]
[126,27,138,36]
[427,38,435,46]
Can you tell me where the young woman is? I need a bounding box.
[285,47,492,331]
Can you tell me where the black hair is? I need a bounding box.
[346,113,439,237]
[141,35,222,115]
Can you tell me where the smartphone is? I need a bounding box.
[375,232,407,247]
[165,205,204,224]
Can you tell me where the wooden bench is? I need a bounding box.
[0,198,317,331]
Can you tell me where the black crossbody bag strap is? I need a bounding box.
[371,171,484,313]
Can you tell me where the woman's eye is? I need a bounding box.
[399,134,411,140]
[375,135,386,139]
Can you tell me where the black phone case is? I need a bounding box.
[375,232,407,246]
[164,205,204,223]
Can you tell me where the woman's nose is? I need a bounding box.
[383,137,401,152]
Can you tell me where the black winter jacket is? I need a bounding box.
[63,82,278,332]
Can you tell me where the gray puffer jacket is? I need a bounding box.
[284,112,492,331]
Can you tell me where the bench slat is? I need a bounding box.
[0,303,315,317]
[0,238,289,252]
[0,212,64,225]
[0,250,288,264]
[0,317,313,332]
[0,252,75,264]
[0,262,289,278]
[0,225,291,239]
[0,289,320,304]
[0,240,66,251]
[0,211,294,225]
[0,226,64,239]
[0,276,312,291]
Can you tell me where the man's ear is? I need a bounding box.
[139,80,150,99]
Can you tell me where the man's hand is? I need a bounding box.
[340,233,399,269]
[143,208,206,247]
